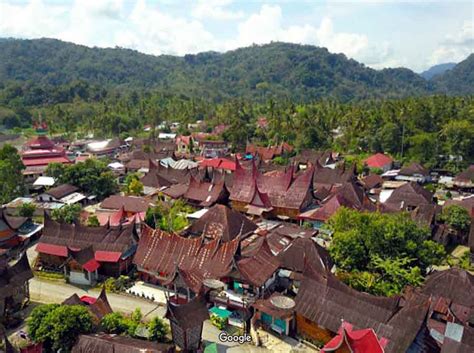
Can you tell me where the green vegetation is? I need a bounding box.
[145,200,192,232]
[46,159,118,199]
[86,214,100,227]
[124,173,144,196]
[328,208,446,296]
[0,144,25,204]
[103,275,133,293]
[18,202,36,217]
[210,314,227,330]
[438,205,471,233]
[27,304,93,352]
[101,309,169,342]
[51,204,81,224]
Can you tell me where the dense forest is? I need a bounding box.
[1,38,472,102]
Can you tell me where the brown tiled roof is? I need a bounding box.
[187,204,257,242]
[399,162,429,176]
[1,209,27,230]
[45,184,79,199]
[385,182,433,209]
[161,183,188,199]
[125,159,150,170]
[231,162,314,212]
[421,268,474,308]
[277,237,332,273]
[293,150,334,166]
[38,215,136,257]
[454,165,474,183]
[411,204,440,227]
[295,264,429,353]
[134,226,239,289]
[72,334,174,353]
[165,296,209,330]
[100,195,150,213]
[183,177,228,207]
[253,293,294,319]
[313,162,356,190]
[362,174,383,189]
[237,240,279,287]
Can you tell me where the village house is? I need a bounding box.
[396,162,431,183]
[245,142,293,161]
[62,288,113,323]
[185,204,257,242]
[20,122,72,180]
[182,176,229,207]
[230,161,314,220]
[0,210,29,251]
[165,296,208,352]
[0,253,33,326]
[36,183,86,206]
[364,153,393,172]
[97,194,151,221]
[35,215,137,284]
[383,181,434,211]
[298,181,376,229]
[294,264,431,353]
[453,165,474,191]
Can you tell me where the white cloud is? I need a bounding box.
[227,5,395,68]
[192,0,245,21]
[0,0,397,68]
[429,21,473,65]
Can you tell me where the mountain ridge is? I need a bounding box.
[0,38,471,102]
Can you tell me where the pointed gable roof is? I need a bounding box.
[237,239,279,287]
[323,321,386,353]
[385,182,433,208]
[399,162,429,176]
[187,204,257,242]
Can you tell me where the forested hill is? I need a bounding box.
[433,54,474,95]
[0,38,471,102]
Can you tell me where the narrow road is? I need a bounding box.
[28,277,269,352]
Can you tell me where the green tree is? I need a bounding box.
[45,162,65,180]
[127,179,144,196]
[19,202,36,217]
[0,144,25,204]
[58,159,118,198]
[27,304,93,352]
[439,205,471,233]
[51,204,82,224]
[147,316,169,342]
[328,208,446,295]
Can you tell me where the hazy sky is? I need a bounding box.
[0,0,472,71]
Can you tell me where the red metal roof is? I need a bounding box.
[80,295,97,305]
[82,259,101,272]
[365,153,393,168]
[36,243,68,257]
[22,156,71,166]
[200,158,236,171]
[323,322,386,353]
[95,251,122,263]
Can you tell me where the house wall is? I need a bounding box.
[69,270,96,286]
[296,314,333,344]
[38,253,66,267]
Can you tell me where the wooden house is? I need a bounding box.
[36,215,137,281]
